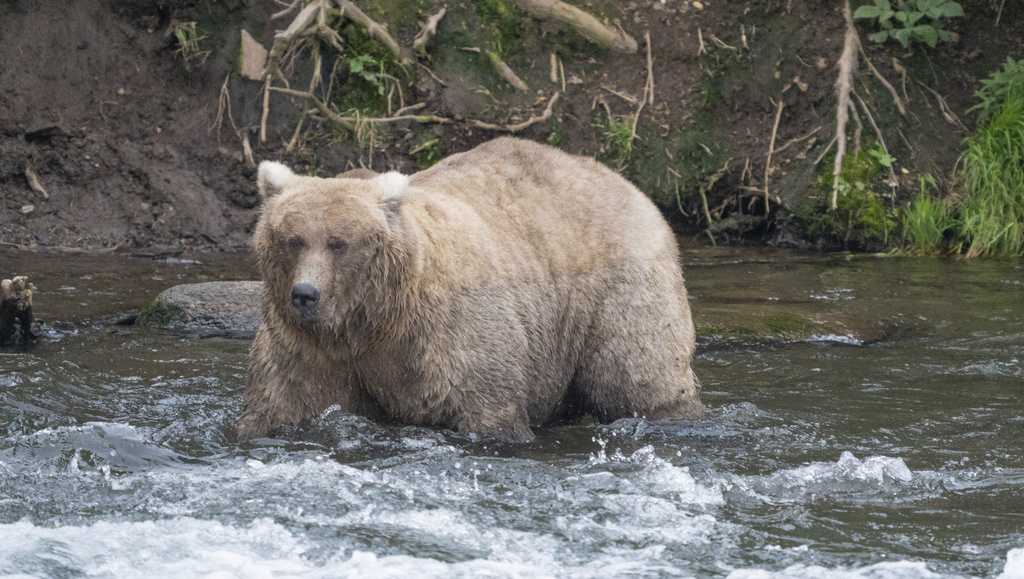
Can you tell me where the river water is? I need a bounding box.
[0,248,1021,578]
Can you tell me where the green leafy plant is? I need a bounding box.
[969,58,1024,124]
[594,114,635,169]
[854,0,963,48]
[803,146,897,248]
[348,54,388,95]
[172,21,211,70]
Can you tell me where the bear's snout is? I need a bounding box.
[290,283,320,319]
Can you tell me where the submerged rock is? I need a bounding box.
[695,303,911,349]
[139,281,262,338]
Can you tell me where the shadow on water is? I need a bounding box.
[0,248,1022,577]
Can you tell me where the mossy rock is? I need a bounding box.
[694,305,898,349]
[139,281,263,339]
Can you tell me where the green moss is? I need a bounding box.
[696,311,818,345]
[797,145,897,249]
[138,299,183,328]
[761,312,816,338]
[476,0,522,54]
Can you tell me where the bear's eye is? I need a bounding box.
[285,236,305,250]
[327,238,348,254]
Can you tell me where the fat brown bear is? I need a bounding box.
[237,137,702,441]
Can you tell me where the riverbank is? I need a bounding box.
[2,1,1021,253]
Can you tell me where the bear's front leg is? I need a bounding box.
[455,400,535,443]
[236,326,377,440]
[236,326,304,439]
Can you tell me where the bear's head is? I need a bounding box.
[253,161,412,332]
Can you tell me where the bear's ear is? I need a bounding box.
[372,171,409,200]
[257,161,296,199]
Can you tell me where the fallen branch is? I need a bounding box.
[413,6,447,54]
[462,47,529,92]
[510,0,638,53]
[487,51,529,92]
[471,92,561,133]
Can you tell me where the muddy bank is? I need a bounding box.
[1,1,1022,251]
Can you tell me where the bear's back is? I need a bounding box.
[407,137,677,278]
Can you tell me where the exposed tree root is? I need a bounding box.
[470,92,561,133]
[831,0,859,211]
[413,6,446,54]
[335,0,412,65]
[858,43,906,116]
[763,97,784,216]
[511,0,638,53]
[627,32,654,150]
[853,91,898,198]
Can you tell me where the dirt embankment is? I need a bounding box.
[1,0,1020,252]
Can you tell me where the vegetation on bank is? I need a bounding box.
[802,56,1024,257]
[175,0,1019,257]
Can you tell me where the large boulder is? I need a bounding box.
[139,281,262,338]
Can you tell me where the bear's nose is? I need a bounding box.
[291,283,320,311]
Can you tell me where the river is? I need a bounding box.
[1,248,1021,578]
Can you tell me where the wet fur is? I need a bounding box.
[237,137,703,441]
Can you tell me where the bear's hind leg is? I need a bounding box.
[573,270,703,422]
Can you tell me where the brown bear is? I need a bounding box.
[237,137,702,441]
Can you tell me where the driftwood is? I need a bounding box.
[0,276,36,347]
[511,0,638,53]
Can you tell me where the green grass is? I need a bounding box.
[172,21,210,70]
[594,114,635,169]
[901,184,953,255]
[956,58,1024,257]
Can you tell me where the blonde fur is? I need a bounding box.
[237,138,702,441]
